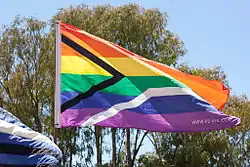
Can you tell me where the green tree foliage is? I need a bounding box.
[0,17,94,167]
[0,17,53,133]
[138,65,250,167]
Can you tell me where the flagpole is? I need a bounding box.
[54,21,61,144]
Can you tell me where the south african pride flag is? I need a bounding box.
[55,22,240,132]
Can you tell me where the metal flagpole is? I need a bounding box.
[54,21,61,144]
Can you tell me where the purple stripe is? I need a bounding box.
[61,109,240,132]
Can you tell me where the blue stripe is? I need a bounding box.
[62,91,217,114]
[0,153,60,166]
[0,133,61,156]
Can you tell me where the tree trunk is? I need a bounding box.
[33,102,42,133]
[0,97,3,107]
[131,131,148,166]
[126,128,132,167]
[112,128,117,167]
[69,134,73,166]
[69,128,77,167]
[33,112,42,132]
[95,126,102,167]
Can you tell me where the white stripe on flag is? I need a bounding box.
[81,87,205,126]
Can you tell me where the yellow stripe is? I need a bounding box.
[61,56,111,76]
[61,56,162,76]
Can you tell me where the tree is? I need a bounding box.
[112,128,117,167]
[53,3,185,166]
[0,16,95,167]
[0,16,53,133]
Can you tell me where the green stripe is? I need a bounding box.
[61,74,187,96]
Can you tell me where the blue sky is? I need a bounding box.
[1,0,249,164]
[1,0,249,97]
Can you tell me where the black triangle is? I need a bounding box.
[61,35,124,112]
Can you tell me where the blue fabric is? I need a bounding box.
[0,107,62,166]
[0,153,60,166]
[0,133,61,157]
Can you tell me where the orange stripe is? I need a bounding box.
[61,23,128,58]
[61,42,82,57]
[137,57,229,110]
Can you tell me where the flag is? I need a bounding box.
[55,22,240,132]
[0,107,62,166]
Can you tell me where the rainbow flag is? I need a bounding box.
[55,22,240,132]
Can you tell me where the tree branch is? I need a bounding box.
[132,131,149,166]
[117,129,125,164]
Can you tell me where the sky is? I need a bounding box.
[1,0,249,164]
[0,0,249,97]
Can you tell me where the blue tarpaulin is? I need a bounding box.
[0,107,62,167]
